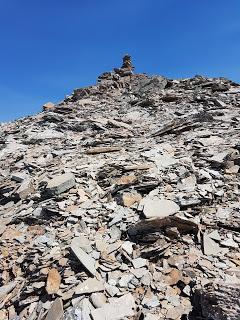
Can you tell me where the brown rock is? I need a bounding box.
[86,146,121,154]
[42,102,55,111]
[46,268,61,295]
[164,269,182,285]
[1,227,22,241]
[27,225,45,235]
[116,175,137,185]
[122,192,142,207]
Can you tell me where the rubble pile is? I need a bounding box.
[0,56,240,320]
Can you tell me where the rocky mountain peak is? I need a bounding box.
[0,59,240,320]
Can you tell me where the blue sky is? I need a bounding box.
[0,0,240,122]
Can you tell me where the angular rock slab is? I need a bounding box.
[128,216,198,242]
[0,281,16,300]
[91,293,135,320]
[45,173,76,196]
[45,298,63,320]
[203,233,222,256]
[71,237,96,276]
[17,179,34,199]
[143,198,180,219]
[90,293,107,308]
[46,268,61,295]
[75,278,104,295]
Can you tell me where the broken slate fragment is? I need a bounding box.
[45,298,63,320]
[118,274,134,287]
[105,284,120,297]
[132,257,148,268]
[203,233,222,256]
[86,146,121,154]
[177,175,196,192]
[17,179,34,199]
[155,155,178,169]
[143,198,180,219]
[211,150,231,166]
[91,293,135,320]
[45,173,76,196]
[71,237,96,276]
[128,216,198,241]
[75,278,104,295]
[122,241,133,255]
[90,292,107,308]
[11,172,28,182]
[221,237,238,249]
[208,230,221,241]
[0,281,16,300]
[142,291,160,308]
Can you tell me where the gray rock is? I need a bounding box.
[177,175,196,192]
[78,298,94,320]
[142,293,160,308]
[121,241,133,255]
[183,285,191,296]
[71,237,96,276]
[105,284,120,297]
[17,179,34,199]
[0,281,16,300]
[208,230,221,241]
[211,150,230,166]
[46,173,76,196]
[76,234,92,253]
[91,293,135,320]
[203,233,222,256]
[90,293,107,308]
[132,257,148,269]
[45,298,63,320]
[132,76,168,95]
[75,278,104,295]
[11,172,28,182]
[155,155,178,169]
[143,198,180,219]
[27,129,64,141]
[130,268,148,279]
[213,99,226,108]
[141,271,152,286]
[118,274,134,287]
[221,237,238,248]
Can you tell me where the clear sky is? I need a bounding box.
[0,0,240,122]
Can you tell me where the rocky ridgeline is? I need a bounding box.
[0,56,240,320]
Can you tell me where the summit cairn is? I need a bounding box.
[97,54,136,91]
[114,54,134,77]
[121,54,132,69]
